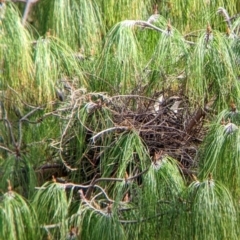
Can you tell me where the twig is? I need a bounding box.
[41,223,61,229]
[185,108,205,134]
[22,0,33,26]
[217,7,232,28]
[134,20,167,34]
[91,126,129,143]
[122,20,195,44]
[2,119,16,146]
[85,173,100,199]
[18,107,41,147]
[7,86,46,109]
[0,145,15,154]
[128,168,149,180]
[110,94,157,102]
[36,168,149,202]
[20,107,41,121]
[119,210,176,224]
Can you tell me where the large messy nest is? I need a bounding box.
[107,94,203,171]
[56,84,206,177]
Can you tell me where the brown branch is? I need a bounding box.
[119,210,176,224]
[36,164,63,171]
[185,108,205,134]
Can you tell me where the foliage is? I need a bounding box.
[177,177,237,240]
[0,0,239,239]
[0,181,39,240]
[198,109,240,199]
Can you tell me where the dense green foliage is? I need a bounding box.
[0,0,239,239]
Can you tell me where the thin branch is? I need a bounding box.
[229,13,240,21]
[91,126,129,143]
[110,94,157,102]
[119,210,175,224]
[128,168,149,180]
[134,20,167,34]
[18,107,41,147]
[2,119,16,146]
[0,145,15,154]
[217,7,232,28]
[20,107,41,121]
[121,20,195,45]
[7,86,46,109]
[36,168,149,202]
[22,0,33,26]
[85,173,100,199]
[185,107,205,134]
[41,223,61,229]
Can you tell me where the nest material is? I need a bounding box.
[53,88,206,178]
[109,94,204,170]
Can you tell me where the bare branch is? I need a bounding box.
[91,126,130,143]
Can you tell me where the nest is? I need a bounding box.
[53,84,207,178]
[108,94,205,171]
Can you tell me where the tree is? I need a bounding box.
[0,0,239,239]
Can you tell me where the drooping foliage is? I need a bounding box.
[0,0,239,239]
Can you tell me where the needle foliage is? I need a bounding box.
[0,0,239,239]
